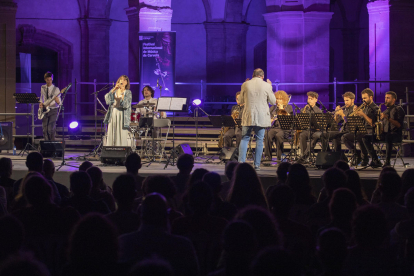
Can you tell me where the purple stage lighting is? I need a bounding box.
[69,121,79,129]
[192,99,202,106]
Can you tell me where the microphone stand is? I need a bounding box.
[306,104,316,164]
[194,106,209,158]
[318,100,331,152]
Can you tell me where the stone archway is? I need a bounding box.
[16,24,73,88]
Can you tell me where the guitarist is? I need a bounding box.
[40,72,61,141]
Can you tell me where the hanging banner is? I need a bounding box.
[139,32,176,101]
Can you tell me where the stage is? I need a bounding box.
[2,151,411,201]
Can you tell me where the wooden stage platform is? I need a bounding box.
[2,151,412,200]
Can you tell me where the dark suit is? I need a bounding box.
[380,105,405,162]
[265,104,293,159]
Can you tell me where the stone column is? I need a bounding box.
[204,22,248,97]
[126,6,140,83]
[264,11,332,104]
[0,0,17,124]
[368,0,414,100]
[78,18,112,115]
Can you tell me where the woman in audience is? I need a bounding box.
[398,168,414,206]
[235,206,281,251]
[344,169,369,206]
[371,166,397,204]
[265,162,291,199]
[227,163,268,210]
[285,164,316,224]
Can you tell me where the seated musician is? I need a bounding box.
[296,91,323,164]
[223,91,243,148]
[379,91,405,167]
[328,92,357,153]
[343,88,381,167]
[264,90,293,161]
[135,85,167,137]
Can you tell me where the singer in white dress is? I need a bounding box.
[104,75,132,147]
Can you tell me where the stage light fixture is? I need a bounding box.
[68,121,81,139]
[192,99,202,106]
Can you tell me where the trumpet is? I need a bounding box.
[331,105,347,115]
[348,102,367,117]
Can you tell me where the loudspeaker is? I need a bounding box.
[0,122,13,150]
[100,146,132,165]
[316,152,348,169]
[219,147,239,162]
[40,141,64,157]
[170,143,193,158]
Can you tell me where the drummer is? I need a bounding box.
[136,85,167,119]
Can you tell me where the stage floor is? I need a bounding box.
[2,151,412,199]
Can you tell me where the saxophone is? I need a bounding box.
[218,109,240,148]
[375,103,384,140]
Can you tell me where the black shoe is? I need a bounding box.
[383,161,391,167]
[360,159,369,166]
[370,159,382,168]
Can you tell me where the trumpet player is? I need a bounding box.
[343,88,381,167]
[264,90,293,161]
[380,91,405,167]
[223,91,244,148]
[329,92,357,152]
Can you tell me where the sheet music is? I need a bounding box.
[157,97,171,111]
[170,97,187,111]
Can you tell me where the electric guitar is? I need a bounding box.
[38,83,71,120]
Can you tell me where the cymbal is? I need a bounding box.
[132,102,155,108]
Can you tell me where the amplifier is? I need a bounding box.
[170,143,193,159]
[0,122,13,150]
[40,141,64,158]
[219,147,239,162]
[316,152,348,169]
[100,146,133,165]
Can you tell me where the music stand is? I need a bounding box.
[205,115,236,163]
[346,116,367,168]
[158,97,187,169]
[13,93,39,156]
[278,115,298,161]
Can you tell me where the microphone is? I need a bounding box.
[156,78,159,88]
[318,100,328,112]
[292,102,301,111]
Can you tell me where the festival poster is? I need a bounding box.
[139,32,176,101]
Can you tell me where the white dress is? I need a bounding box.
[106,94,129,147]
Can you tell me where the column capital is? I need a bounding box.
[367,1,391,14]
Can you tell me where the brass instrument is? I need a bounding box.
[332,105,347,116]
[218,109,240,148]
[348,102,367,117]
[375,103,384,140]
[271,94,291,125]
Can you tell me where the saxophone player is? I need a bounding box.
[264,90,293,161]
[380,91,405,167]
[223,91,244,148]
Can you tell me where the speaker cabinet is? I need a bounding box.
[100,146,132,165]
[0,122,13,150]
[170,143,193,158]
[219,147,239,162]
[40,141,64,158]
[316,152,348,169]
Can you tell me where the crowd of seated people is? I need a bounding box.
[0,152,414,276]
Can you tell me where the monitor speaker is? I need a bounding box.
[100,146,132,165]
[316,152,348,169]
[219,147,239,162]
[40,141,64,157]
[170,143,193,158]
[0,122,13,150]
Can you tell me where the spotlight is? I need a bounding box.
[69,121,79,129]
[192,99,202,106]
[68,121,81,139]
